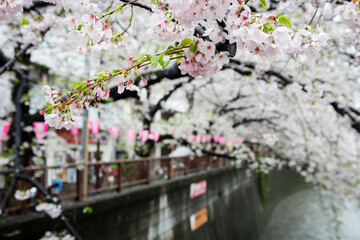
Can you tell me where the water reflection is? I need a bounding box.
[261,188,360,240]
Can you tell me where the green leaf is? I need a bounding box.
[102,97,114,103]
[94,71,105,77]
[150,55,160,67]
[72,81,82,89]
[260,0,267,11]
[278,15,292,28]
[20,17,29,25]
[176,56,182,64]
[180,38,192,47]
[112,68,122,74]
[189,41,198,53]
[77,24,83,31]
[115,5,123,13]
[83,206,93,214]
[158,54,170,70]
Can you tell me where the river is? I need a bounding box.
[261,188,360,240]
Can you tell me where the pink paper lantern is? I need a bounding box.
[139,130,150,142]
[213,136,220,143]
[250,138,259,144]
[89,120,100,134]
[235,138,245,144]
[69,127,79,136]
[188,135,195,143]
[206,135,212,143]
[151,131,161,142]
[108,126,119,139]
[126,129,136,141]
[33,122,48,140]
[0,121,11,141]
[195,135,201,143]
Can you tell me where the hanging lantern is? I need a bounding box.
[235,138,245,144]
[125,129,136,141]
[250,138,259,144]
[89,120,100,134]
[0,121,11,141]
[187,135,195,143]
[151,131,161,142]
[108,126,119,139]
[219,136,226,144]
[69,127,79,136]
[69,126,80,143]
[33,122,49,140]
[139,130,150,142]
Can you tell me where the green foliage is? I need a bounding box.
[21,93,30,103]
[111,68,122,74]
[20,17,29,25]
[150,55,161,67]
[189,39,198,53]
[83,206,93,214]
[102,97,114,103]
[278,15,292,28]
[262,22,275,33]
[260,0,267,11]
[151,0,160,5]
[159,54,170,70]
[115,5,123,13]
[180,38,192,47]
[72,81,83,89]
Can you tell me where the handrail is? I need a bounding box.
[0,155,193,174]
[0,155,231,215]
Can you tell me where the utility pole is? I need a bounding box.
[81,109,89,201]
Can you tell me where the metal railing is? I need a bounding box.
[0,155,230,215]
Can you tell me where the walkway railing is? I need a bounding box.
[0,155,231,215]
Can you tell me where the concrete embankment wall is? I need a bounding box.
[0,167,309,240]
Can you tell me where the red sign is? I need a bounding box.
[190,180,207,199]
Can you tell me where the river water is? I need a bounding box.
[261,188,360,240]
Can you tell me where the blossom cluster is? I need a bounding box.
[40,231,75,240]
[165,0,233,27]
[178,39,229,77]
[336,0,360,28]
[43,0,93,12]
[148,8,193,42]
[36,202,62,219]
[65,12,113,53]
[0,0,32,21]
[225,4,329,57]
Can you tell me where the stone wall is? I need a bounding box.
[0,167,309,240]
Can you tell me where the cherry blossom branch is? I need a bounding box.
[144,76,194,128]
[232,117,278,128]
[100,0,139,19]
[0,43,33,76]
[118,5,134,37]
[119,0,152,12]
[42,44,190,127]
